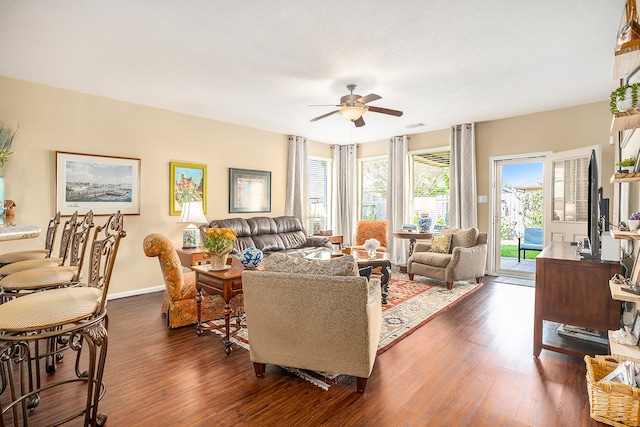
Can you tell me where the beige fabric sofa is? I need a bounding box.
[242,253,382,393]
[407,227,487,290]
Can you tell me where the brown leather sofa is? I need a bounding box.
[199,216,332,257]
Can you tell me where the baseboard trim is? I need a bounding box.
[107,285,164,300]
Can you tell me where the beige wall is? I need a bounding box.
[0,76,618,296]
[0,76,289,296]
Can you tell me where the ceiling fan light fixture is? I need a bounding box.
[339,106,366,121]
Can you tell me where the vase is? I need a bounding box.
[240,247,263,268]
[367,250,377,260]
[206,250,231,271]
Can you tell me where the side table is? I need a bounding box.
[392,231,433,273]
[175,247,208,268]
[192,258,262,355]
[326,235,343,250]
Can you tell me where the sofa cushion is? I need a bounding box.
[264,253,358,276]
[252,234,286,253]
[429,234,452,254]
[410,251,452,268]
[442,227,479,251]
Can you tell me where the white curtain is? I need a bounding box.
[285,136,308,225]
[387,135,410,265]
[332,144,357,246]
[449,123,477,229]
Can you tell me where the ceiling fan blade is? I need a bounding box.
[354,117,365,127]
[368,106,403,117]
[358,93,382,104]
[310,110,339,122]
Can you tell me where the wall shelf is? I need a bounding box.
[609,281,640,362]
[610,229,640,240]
[611,172,640,183]
[612,110,640,132]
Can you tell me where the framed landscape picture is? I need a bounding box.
[56,151,141,215]
[229,168,271,213]
[170,162,207,216]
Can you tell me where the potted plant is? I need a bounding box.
[202,227,237,270]
[611,83,640,114]
[629,212,640,232]
[0,122,16,213]
[0,122,16,176]
[618,156,637,173]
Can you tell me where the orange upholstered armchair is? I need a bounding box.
[143,233,242,328]
[351,220,388,252]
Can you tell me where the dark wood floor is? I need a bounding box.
[11,276,606,426]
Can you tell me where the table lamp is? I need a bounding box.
[309,202,327,235]
[414,197,437,232]
[179,201,208,249]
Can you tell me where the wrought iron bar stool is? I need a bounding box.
[0,212,80,279]
[0,212,93,303]
[0,212,61,267]
[0,211,125,426]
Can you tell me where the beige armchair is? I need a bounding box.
[407,227,487,290]
[242,253,382,393]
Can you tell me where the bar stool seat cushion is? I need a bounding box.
[0,287,102,332]
[0,266,79,291]
[0,249,50,264]
[0,258,63,276]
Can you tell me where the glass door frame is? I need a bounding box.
[488,151,550,277]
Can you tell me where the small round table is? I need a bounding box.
[393,231,433,272]
[393,231,433,257]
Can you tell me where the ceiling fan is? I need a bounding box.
[310,84,403,127]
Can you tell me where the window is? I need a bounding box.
[359,157,388,220]
[308,157,331,234]
[552,156,588,222]
[411,150,450,233]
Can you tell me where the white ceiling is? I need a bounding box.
[0,1,628,144]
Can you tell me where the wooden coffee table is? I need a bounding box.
[192,258,262,354]
[309,250,392,304]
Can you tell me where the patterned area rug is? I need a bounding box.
[204,272,482,390]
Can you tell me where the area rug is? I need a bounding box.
[204,272,482,390]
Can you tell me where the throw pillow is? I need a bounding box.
[446,227,479,249]
[264,252,358,276]
[429,234,452,254]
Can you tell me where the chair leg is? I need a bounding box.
[408,274,414,280]
[253,362,266,378]
[446,282,453,290]
[476,277,482,284]
[356,377,367,393]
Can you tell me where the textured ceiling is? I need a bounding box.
[0,0,628,144]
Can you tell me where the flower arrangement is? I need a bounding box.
[202,227,237,255]
[630,212,640,221]
[363,238,380,252]
[0,122,17,177]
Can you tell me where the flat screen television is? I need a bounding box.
[583,149,600,259]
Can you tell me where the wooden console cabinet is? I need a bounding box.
[534,241,622,359]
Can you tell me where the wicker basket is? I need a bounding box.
[585,355,640,426]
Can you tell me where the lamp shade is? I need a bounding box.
[309,202,327,218]
[414,197,437,212]
[179,201,208,224]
